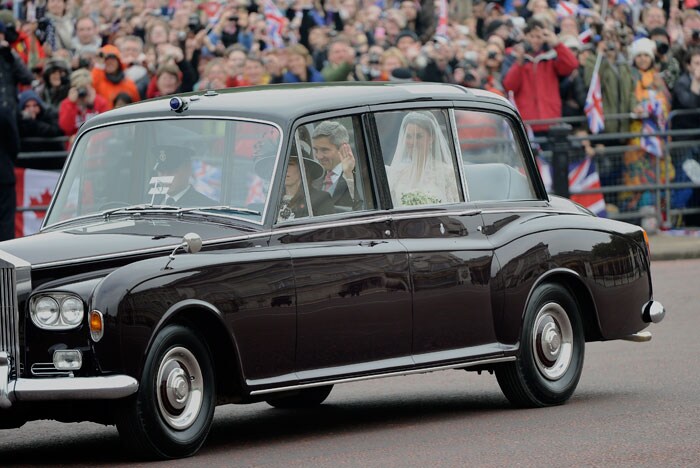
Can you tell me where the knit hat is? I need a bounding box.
[630,38,656,61]
[70,68,93,88]
[19,89,46,112]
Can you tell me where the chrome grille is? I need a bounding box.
[0,265,19,372]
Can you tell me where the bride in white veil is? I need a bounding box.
[386,111,460,207]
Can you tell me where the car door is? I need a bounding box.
[372,106,501,364]
[271,111,413,382]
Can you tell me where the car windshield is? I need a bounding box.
[45,118,281,227]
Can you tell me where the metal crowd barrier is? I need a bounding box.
[525,110,700,230]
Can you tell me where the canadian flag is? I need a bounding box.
[14,168,60,238]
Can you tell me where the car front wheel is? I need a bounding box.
[116,324,216,459]
[495,283,585,408]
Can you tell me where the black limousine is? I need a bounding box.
[0,83,665,459]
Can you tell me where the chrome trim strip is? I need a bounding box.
[449,108,470,202]
[11,375,139,401]
[41,115,284,231]
[391,209,482,221]
[0,352,10,409]
[249,356,515,396]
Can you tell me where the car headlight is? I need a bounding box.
[30,294,85,330]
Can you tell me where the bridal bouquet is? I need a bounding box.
[400,191,442,206]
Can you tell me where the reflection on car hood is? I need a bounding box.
[0,217,262,267]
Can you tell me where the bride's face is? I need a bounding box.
[404,123,432,157]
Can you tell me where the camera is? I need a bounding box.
[655,41,669,55]
[487,51,498,60]
[228,15,239,22]
[605,41,617,51]
[77,87,88,98]
[692,29,700,41]
[368,52,380,65]
[188,14,204,33]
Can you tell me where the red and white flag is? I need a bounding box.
[14,168,60,238]
[584,53,605,134]
[436,0,448,37]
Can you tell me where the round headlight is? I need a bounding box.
[61,297,84,326]
[35,297,60,326]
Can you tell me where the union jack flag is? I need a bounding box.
[537,155,607,217]
[246,174,267,205]
[569,156,607,217]
[609,0,635,6]
[641,120,664,158]
[263,0,288,48]
[556,1,579,18]
[584,54,605,134]
[192,160,222,201]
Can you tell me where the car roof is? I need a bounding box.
[81,82,515,131]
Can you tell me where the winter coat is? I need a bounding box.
[503,43,578,132]
[0,46,33,184]
[91,68,140,110]
[58,94,110,138]
[671,73,700,141]
[18,90,64,152]
[584,53,636,134]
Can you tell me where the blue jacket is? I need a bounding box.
[281,67,325,83]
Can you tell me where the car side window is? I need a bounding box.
[454,109,536,202]
[276,116,376,223]
[376,109,463,208]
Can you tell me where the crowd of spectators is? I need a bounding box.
[1,0,700,239]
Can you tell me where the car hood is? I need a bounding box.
[0,216,264,267]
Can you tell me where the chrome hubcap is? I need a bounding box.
[532,303,573,380]
[156,346,203,430]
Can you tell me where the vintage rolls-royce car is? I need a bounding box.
[0,83,665,459]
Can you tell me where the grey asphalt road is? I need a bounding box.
[1,259,698,467]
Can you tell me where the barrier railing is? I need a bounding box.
[526,109,700,229]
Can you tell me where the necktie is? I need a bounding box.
[323,171,334,192]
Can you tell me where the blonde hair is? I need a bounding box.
[286,44,312,66]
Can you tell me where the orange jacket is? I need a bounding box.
[91,68,140,110]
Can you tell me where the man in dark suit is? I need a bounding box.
[311,120,357,209]
[152,145,215,207]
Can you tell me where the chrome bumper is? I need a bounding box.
[642,300,666,324]
[1,353,138,409]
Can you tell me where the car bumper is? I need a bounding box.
[1,352,138,409]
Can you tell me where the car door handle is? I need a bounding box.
[359,240,388,247]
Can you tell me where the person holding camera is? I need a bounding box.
[650,27,680,90]
[17,89,65,159]
[58,68,109,145]
[503,18,578,134]
[91,44,140,110]
[0,10,46,69]
[0,16,34,241]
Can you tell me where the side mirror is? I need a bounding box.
[182,232,202,254]
[164,232,202,269]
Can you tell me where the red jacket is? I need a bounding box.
[58,95,110,138]
[503,43,578,132]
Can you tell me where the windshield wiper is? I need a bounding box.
[177,205,261,216]
[102,204,180,219]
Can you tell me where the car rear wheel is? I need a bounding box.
[266,385,333,409]
[116,324,216,459]
[495,283,584,408]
